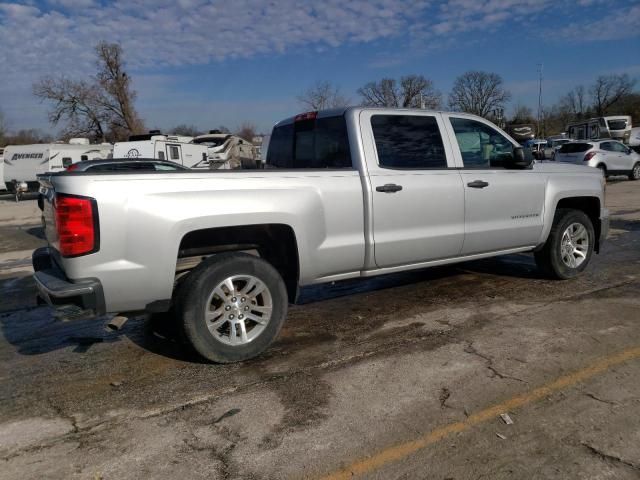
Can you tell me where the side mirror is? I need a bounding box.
[507,147,533,169]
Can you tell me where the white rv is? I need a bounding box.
[567,115,632,141]
[3,139,112,196]
[114,131,259,169]
[113,133,208,168]
[192,132,259,169]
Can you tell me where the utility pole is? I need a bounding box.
[537,63,543,138]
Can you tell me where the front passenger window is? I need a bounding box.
[450,118,514,168]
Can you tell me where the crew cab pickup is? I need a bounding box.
[34,107,609,363]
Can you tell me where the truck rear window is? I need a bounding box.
[559,143,592,153]
[266,115,352,169]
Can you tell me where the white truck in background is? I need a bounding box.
[3,139,112,200]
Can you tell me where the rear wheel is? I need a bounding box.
[535,209,595,279]
[176,252,288,363]
[629,162,640,181]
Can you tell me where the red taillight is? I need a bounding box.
[54,194,98,257]
[66,163,80,171]
[584,151,596,161]
[294,111,317,122]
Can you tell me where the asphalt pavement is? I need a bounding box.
[0,182,639,479]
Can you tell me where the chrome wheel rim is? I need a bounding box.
[204,275,272,346]
[633,164,640,179]
[560,222,589,269]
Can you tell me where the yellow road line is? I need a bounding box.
[318,346,640,480]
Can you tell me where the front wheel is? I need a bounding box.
[629,162,640,181]
[176,252,288,363]
[534,209,595,279]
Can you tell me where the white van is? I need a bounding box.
[3,139,113,194]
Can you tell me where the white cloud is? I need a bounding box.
[553,4,640,42]
[0,0,636,131]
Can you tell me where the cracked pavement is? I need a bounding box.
[1,182,640,479]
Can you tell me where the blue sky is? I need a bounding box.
[1,0,639,135]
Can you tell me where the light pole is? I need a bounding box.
[537,63,543,138]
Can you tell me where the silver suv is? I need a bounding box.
[555,139,640,180]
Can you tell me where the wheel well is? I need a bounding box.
[556,196,602,252]
[177,224,300,302]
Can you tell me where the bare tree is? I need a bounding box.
[560,85,588,118]
[3,129,53,146]
[33,41,144,142]
[236,122,257,142]
[448,71,511,118]
[172,124,203,136]
[297,81,350,110]
[0,108,7,146]
[510,103,535,124]
[94,42,144,137]
[358,75,441,108]
[33,77,108,141]
[590,74,637,116]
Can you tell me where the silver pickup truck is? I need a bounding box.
[34,107,609,362]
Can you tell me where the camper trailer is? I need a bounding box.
[114,131,260,169]
[192,132,259,169]
[506,124,536,144]
[113,133,208,168]
[567,115,632,141]
[3,139,112,199]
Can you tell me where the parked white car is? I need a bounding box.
[555,140,640,180]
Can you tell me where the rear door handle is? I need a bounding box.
[467,180,489,189]
[376,184,403,193]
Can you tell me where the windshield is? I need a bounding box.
[607,119,628,131]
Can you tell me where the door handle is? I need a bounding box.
[467,180,489,189]
[376,184,403,193]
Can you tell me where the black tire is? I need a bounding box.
[629,162,640,181]
[534,209,595,280]
[176,252,288,363]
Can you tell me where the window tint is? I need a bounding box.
[560,143,592,153]
[600,142,614,152]
[62,157,73,168]
[450,118,514,168]
[371,115,446,169]
[89,162,156,172]
[266,115,351,168]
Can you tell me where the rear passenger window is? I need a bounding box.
[450,118,514,168]
[371,115,446,169]
[266,115,352,168]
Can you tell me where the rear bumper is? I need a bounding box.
[32,247,106,315]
